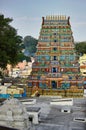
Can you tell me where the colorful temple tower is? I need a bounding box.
[28,15,83,96]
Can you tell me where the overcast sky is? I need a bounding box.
[0,0,86,41]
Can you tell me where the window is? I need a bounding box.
[53,47,57,51]
[54,33,56,35]
[54,56,57,60]
[52,67,57,73]
[54,40,57,42]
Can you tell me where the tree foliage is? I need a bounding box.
[17,53,31,62]
[75,42,86,55]
[0,14,22,69]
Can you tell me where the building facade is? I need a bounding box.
[28,15,83,96]
[79,54,86,76]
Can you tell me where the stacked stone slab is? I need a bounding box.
[0,98,30,130]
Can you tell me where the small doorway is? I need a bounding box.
[29,116,33,124]
[51,81,57,89]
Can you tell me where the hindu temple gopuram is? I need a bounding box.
[28,15,84,97]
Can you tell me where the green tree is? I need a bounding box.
[17,53,31,62]
[75,42,86,55]
[0,14,22,69]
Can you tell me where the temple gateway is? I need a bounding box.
[28,15,84,97]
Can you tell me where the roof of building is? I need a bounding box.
[28,97,86,130]
[0,97,85,130]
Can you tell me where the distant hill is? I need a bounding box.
[16,36,38,62]
[23,36,38,56]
